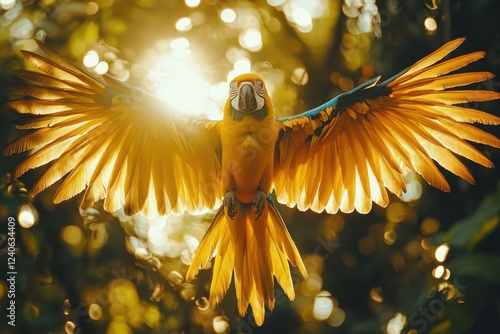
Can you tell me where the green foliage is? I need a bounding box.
[435,189,500,250]
[401,184,500,334]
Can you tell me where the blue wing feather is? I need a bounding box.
[276,76,382,122]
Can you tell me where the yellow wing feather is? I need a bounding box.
[275,37,500,214]
[4,40,222,217]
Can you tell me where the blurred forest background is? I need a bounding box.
[1,0,500,333]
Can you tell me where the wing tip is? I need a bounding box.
[449,36,467,49]
[184,271,197,283]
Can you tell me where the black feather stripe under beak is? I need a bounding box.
[238,83,257,113]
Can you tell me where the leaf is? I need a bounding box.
[433,189,500,249]
[430,320,452,334]
[448,254,500,283]
[468,215,499,250]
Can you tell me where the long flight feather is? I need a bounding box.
[390,51,487,87]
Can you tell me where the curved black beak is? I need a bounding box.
[238,83,257,113]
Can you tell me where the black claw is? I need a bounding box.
[223,191,238,219]
[254,208,263,221]
[228,205,237,219]
[253,190,266,221]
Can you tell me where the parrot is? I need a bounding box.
[3,37,500,326]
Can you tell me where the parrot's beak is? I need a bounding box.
[238,83,258,113]
[229,78,266,115]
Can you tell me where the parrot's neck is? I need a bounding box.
[229,106,269,120]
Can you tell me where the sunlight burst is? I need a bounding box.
[148,54,224,120]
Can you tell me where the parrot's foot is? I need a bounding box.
[253,190,267,221]
[223,190,238,219]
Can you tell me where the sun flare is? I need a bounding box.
[148,54,225,120]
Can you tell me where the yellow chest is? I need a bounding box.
[220,113,279,151]
[241,133,261,150]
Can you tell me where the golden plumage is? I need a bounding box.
[3,37,500,325]
[274,37,500,215]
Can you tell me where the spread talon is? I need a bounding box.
[253,190,267,221]
[223,190,238,219]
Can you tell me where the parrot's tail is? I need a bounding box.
[186,198,307,326]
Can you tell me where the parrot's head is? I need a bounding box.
[226,73,272,119]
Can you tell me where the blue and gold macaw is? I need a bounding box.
[4,38,500,325]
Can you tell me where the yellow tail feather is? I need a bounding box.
[186,199,307,326]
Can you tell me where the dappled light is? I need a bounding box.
[17,202,37,228]
[387,312,407,334]
[424,16,438,34]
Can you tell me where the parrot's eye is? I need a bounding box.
[254,80,265,97]
[229,81,238,99]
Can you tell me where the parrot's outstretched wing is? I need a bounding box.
[3,40,222,217]
[274,37,500,214]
